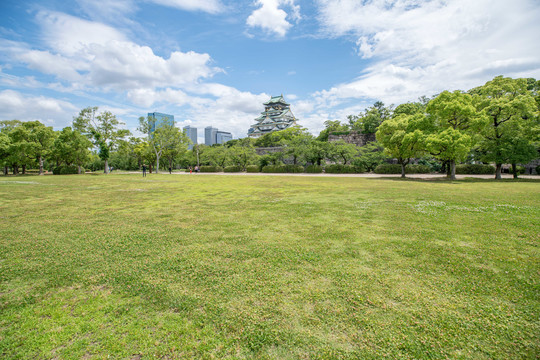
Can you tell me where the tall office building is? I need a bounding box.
[183,126,198,150]
[147,112,174,134]
[205,126,218,146]
[216,131,233,144]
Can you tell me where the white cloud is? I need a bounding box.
[316,0,540,104]
[246,0,300,37]
[0,90,78,127]
[147,0,223,13]
[36,11,127,56]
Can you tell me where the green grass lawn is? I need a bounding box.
[0,174,538,359]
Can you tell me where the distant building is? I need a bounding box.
[147,112,174,134]
[248,95,298,138]
[216,131,233,144]
[183,126,197,149]
[205,126,218,146]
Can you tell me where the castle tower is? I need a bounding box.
[248,95,298,138]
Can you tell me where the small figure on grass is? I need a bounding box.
[189,166,192,174]
[142,164,147,177]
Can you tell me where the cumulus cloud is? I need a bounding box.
[0,90,78,127]
[246,0,300,37]
[316,0,540,104]
[3,11,222,92]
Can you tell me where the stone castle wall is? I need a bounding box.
[328,131,376,146]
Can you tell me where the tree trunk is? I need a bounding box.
[450,160,456,181]
[13,164,18,175]
[104,159,109,174]
[149,164,153,173]
[511,163,518,179]
[399,158,406,178]
[156,156,160,174]
[3,166,7,175]
[39,155,44,175]
[78,165,82,174]
[495,163,502,180]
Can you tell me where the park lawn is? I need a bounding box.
[0,174,538,359]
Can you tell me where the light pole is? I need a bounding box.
[196,144,200,168]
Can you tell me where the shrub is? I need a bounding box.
[200,165,223,172]
[261,165,303,173]
[406,164,430,174]
[284,164,304,173]
[262,165,287,173]
[536,165,540,175]
[374,164,401,174]
[305,165,323,173]
[53,165,81,175]
[324,164,365,174]
[246,165,260,173]
[224,165,243,172]
[455,164,495,174]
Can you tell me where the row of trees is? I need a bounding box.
[1,76,538,179]
[376,76,539,179]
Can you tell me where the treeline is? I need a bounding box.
[1,76,538,179]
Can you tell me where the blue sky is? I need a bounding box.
[1,0,540,143]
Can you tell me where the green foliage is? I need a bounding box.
[52,165,81,175]
[305,165,323,173]
[223,165,243,172]
[324,164,365,173]
[455,164,496,174]
[317,120,349,141]
[374,164,401,174]
[261,164,304,173]
[348,101,392,134]
[246,165,260,173]
[536,165,540,175]
[511,165,526,175]
[352,141,389,172]
[472,76,539,178]
[199,165,223,172]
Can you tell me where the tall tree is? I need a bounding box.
[376,113,428,178]
[471,76,539,179]
[425,91,478,180]
[73,107,129,174]
[54,127,92,174]
[23,121,56,175]
[348,101,393,134]
[328,140,359,164]
[317,120,349,141]
[229,138,257,170]
[138,116,188,173]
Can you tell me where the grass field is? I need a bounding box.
[0,174,539,359]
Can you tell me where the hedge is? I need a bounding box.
[536,165,540,175]
[455,164,495,175]
[305,165,323,173]
[246,165,260,173]
[52,165,81,175]
[324,164,365,174]
[224,165,243,172]
[200,165,223,172]
[261,164,304,173]
[374,164,430,174]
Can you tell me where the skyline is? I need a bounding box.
[1,0,539,144]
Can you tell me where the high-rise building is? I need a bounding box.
[205,126,218,146]
[248,95,297,138]
[183,126,197,149]
[147,112,174,134]
[216,131,233,144]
